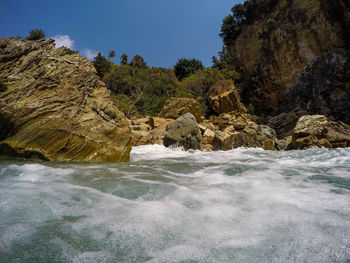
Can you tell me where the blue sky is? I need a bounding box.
[1,0,242,68]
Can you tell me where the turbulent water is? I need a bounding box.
[0,146,350,263]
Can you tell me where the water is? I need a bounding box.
[0,145,350,263]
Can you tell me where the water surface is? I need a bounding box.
[1,146,350,262]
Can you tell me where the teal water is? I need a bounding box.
[0,145,350,263]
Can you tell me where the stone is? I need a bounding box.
[267,109,307,139]
[208,81,246,114]
[130,117,173,146]
[163,113,202,150]
[282,50,350,124]
[159,97,202,123]
[227,0,350,114]
[0,38,132,162]
[290,115,350,149]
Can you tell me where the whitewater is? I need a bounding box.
[0,145,350,262]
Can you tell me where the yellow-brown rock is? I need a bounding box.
[229,0,350,114]
[0,38,132,162]
[208,81,246,114]
[159,97,202,123]
[290,115,350,149]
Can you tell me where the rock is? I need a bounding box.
[290,115,350,149]
[227,0,350,114]
[208,81,247,114]
[267,109,307,139]
[163,113,202,150]
[282,49,350,124]
[159,97,202,123]
[0,38,132,162]
[130,117,173,146]
[209,112,254,131]
[211,123,278,151]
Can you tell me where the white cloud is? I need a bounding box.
[81,48,98,61]
[53,35,74,49]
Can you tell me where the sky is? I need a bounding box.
[1,0,242,68]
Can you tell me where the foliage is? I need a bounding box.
[120,54,128,65]
[212,55,240,80]
[0,82,6,92]
[174,58,204,81]
[108,50,116,59]
[103,64,188,117]
[220,0,278,46]
[93,52,111,78]
[130,55,147,68]
[181,68,236,116]
[26,29,46,40]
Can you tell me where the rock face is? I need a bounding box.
[0,38,132,162]
[290,115,350,149]
[163,113,202,150]
[228,0,350,114]
[159,97,202,123]
[208,81,247,114]
[130,117,173,146]
[282,49,350,124]
[267,109,307,139]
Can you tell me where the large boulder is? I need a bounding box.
[163,113,202,150]
[159,97,202,123]
[290,115,350,149]
[208,81,247,114]
[0,38,132,162]
[267,108,307,139]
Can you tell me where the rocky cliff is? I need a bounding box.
[228,0,350,115]
[0,38,132,162]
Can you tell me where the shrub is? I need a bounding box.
[130,55,147,68]
[27,29,45,40]
[93,52,111,78]
[174,58,204,81]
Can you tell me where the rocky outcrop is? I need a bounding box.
[267,109,307,139]
[290,115,350,149]
[0,38,132,162]
[163,113,202,150]
[130,117,173,146]
[208,81,247,114]
[282,49,350,124]
[228,0,350,114]
[159,97,202,123]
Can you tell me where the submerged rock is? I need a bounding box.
[163,113,202,150]
[290,115,350,149]
[159,97,202,123]
[0,38,132,162]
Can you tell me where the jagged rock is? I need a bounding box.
[267,109,307,139]
[0,38,132,162]
[130,117,173,146]
[227,0,350,114]
[163,113,202,150]
[209,112,254,131]
[208,81,246,114]
[159,97,202,123]
[290,115,350,149]
[282,49,350,124]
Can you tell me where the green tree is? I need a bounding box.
[108,50,116,59]
[120,54,128,65]
[93,52,110,78]
[174,58,204,81]
[130,55,147,68]
[27,29,46,40]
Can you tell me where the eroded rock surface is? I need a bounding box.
[290,115,350,149]
[159,97,202,123]
[0,38,132,162]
